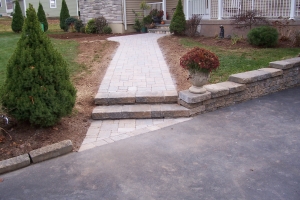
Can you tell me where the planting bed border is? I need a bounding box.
[178,57,300,115]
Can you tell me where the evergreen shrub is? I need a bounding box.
[103,25,112,34]
[247,26,279,47]
[85,19,97,34]
[37,2,48,32]
[11,1,24,33]
[170,0,186,35]
[65,17,78,32]
[75,20,84,32]
[60,0,70,31]
[1,4,76,127]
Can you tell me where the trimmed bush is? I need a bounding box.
[60,0,70,31]
[85,19,97,34]
[247,26,279,47]
[75,20,84,33]
[103,25,112,34]
[11,1,24,33]
[170,0,186,35]
[37,2,48,32]
[65,17,78,32]
[1,4,76,127]
[95,16,108,34]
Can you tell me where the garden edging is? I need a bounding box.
[178,57,300,115]
[0,140,73,175]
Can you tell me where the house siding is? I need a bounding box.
[25,0,78,17]
[126,0,158,24]
[166,0,178,20]
[0,0,7,14]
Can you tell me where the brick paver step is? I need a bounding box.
[148,29,171,34]
[95,91,178,105]
[92,104,190,120]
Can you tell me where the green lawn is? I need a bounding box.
[0,32,80,88]
[181,38,300,83]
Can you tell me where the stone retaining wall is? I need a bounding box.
[178,57,300,115]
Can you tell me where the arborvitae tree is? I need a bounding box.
[37,2,48,32]
[60,0,70,31]
[11,1,24,33]
[169,0,186,35]
[1,4,76,127]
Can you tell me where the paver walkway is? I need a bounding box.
[79,33,191,151]
[98,34,176,93]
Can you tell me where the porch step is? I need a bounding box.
[95,91,178,105]
[92,104,190,120]
[148,28,171,34]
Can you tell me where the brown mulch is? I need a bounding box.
[0,32,296,161]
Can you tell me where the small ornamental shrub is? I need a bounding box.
[85,19,97,34]
[1,4,76,127]
[75,20,84,33]
[80,26,86,33]
[103,25,112,34]
[143,15,152,27]
[37,2,48,32]
[170,0,186,35]
[231,10,269,30]
[186,14,202,37]
[180,47,220,74]
[60,0,70,31]
[272,17,294,41]
[133,18,142,32]
[247,26,279,47]
[11,1,24,33]
[95,16,108,34]
[65,17,78,32]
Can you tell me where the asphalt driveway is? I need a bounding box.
[0,86,299,200]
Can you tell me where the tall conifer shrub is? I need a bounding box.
[169,0,186,35]
[37,2,48,32]
[60,0,70,31]
[1,4,76,127]
[11,1,24,33]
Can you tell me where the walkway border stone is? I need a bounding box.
[0,140,73,174]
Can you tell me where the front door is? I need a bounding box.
[187,0,210,19]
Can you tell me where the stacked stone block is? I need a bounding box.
[178,57,300,115]
[79,0,122,23]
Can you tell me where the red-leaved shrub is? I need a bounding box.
[180,47,220,73]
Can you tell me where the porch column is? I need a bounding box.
[218,0,222,20]
[290,0,296,20]
[185,0,189,20]
[163,0,166,20]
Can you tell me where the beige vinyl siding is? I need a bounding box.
[0,0,7,14]
[126,0,158,24]
[26,0,78,17]
[166,0,178,20]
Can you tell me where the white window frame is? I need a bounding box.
[50,0,56,8]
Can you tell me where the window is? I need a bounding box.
[0,1,2,7]
[50,0,56,8]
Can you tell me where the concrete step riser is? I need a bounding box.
[92,104,190,120]
[148,30,171,34]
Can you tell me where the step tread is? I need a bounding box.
[95,91,178,105]
[92,104,190,119]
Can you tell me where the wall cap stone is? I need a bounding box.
[228,70,271,84]
[269,57,300,69]
[258,68,283,77]
[179,90,211,104]
[204,84,229,98]
[215,81,246,93]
